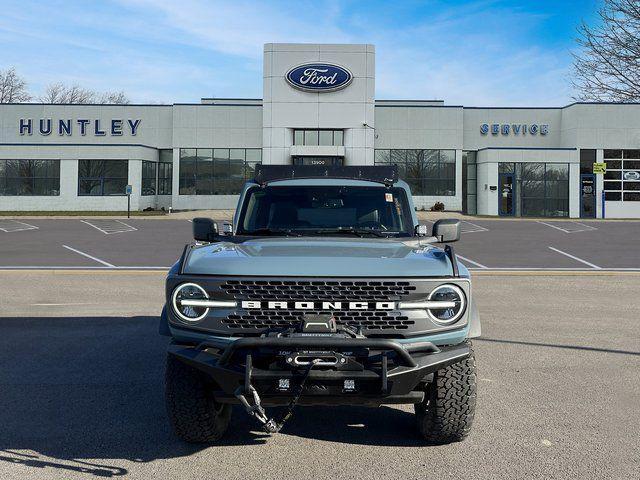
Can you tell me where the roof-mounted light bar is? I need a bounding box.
[254,165,398,186]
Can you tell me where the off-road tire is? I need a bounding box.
[165,353,232,443]
[415,342,477,444]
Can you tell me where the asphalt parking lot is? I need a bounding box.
[0,272,638,479]
[1,217,640,271]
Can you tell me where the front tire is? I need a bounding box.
[415,342,477,444]
[165,353,232,443]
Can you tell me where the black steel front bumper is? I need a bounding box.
[168,336,470,406]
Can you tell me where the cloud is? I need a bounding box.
[369,1,574,105]
[0,0,579,105]
[116,0,353,57]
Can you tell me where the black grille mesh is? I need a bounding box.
[223,310,412,330]
[220,279,417,331]
[221,280,416,301]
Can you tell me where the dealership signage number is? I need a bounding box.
[593,162,607,174]
[286,63,353,92]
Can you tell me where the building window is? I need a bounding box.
[580,149,596,175]
[603,149,640,201]
[0,160,60,196]
[499,162,569,217]
[141,161,157,196]
[374,149,456,196]
[158,163,172,195]
[462,151,477,214]
[293,129,344,146]
[78,160,128,196]
[178,148,262,195]
[158,149,173,195]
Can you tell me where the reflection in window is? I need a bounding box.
[462,151,477,214]
[141,161,157,196]
[499,162,569,217]
[179,148,262,195]
[78,160,128,196]
[293,129,344,146]
[580,149,596,175]
[0,159,60,196]
[158,150,173,195]
[374,149,456,196]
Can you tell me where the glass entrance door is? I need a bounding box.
[498,173,515,216]
[580,174,596,218]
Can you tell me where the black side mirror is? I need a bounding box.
[193,217,218,242]
[432,219,461,242]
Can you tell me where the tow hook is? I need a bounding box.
[234,358,321,434]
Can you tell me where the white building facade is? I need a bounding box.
[1,43,640,218]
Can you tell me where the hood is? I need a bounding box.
[183,237,459,277]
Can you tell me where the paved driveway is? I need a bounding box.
[0,272,638,479]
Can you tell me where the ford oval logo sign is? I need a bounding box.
[285,63,353,92]
[624,171,640,180]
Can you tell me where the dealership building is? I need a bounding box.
[1,43,640,218]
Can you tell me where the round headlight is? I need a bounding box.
[172,283,209,322]
[427,284,466,325]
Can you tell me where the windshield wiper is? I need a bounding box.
[312,227,389,238]
[244,228,302,237]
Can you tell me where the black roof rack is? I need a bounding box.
[254,165,398,186]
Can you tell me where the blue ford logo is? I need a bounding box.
[285,63,353,92]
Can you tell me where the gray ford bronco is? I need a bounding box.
[160,165,479,444]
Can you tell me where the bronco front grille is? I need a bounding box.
[223,309,413,330]
[221,280,417,301]
[219,279,419,331]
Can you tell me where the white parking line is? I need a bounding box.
[32,302,94,306]
[548,246,601,269]
[537,221,597,234]
[456,254,488,269]
[460,221,489,233]
[0,220,39,233]
[62,245,116,267]
[420,219,488,234]
[80,219,137,234]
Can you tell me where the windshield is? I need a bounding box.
[237,185,413,237]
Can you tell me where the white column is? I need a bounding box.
[60,159,78,201]
[568,162,580,218]
[128,159,141,211]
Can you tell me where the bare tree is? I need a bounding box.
[0,67,32,103]
[40,82,131,104]
[40,83,95,104]
[572,0,640,101]
[97,90,130,104]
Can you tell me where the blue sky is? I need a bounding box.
[0,0,600,105]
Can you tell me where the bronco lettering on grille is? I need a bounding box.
[241,301,396,310]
